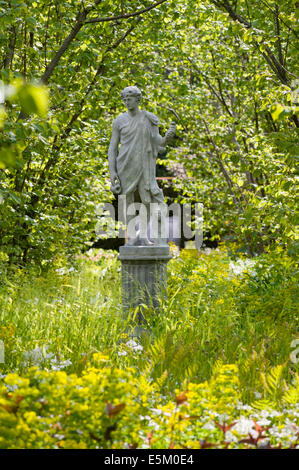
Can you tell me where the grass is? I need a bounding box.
[0,244,298,405]
[0,244,298,449]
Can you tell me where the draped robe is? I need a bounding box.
[113,110,163,198]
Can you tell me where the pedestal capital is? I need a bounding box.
[118,245,171,261]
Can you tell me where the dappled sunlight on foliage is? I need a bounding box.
[0,247,298,448]
[0,359,297,449]
[0,0,297,450]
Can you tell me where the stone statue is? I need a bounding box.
[108,86,176,246]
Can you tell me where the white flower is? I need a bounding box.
[126,339,143,353]
[266,410,280,418]
[228,258,257,279]
[126,339,138,348]
[232,417,258,439]
[202,422,216,431]
[55,266,75,275]
[23,346,71,370]
[55,267,67,275]
[215,413,230,424]
[49,358,72,370]
[117,350,127,357]
[23,346,45,365]
[151,408,163,416]
[237,403,252,411]
[256,418,271,427]
[225,431,238,443]
[117,339,143,357]
[260,409,270,418]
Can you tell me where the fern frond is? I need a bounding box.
[267,365,285,393]
[282,374,299,405]
[212,359,223,374]
[283,387,299,405]
[260,372,270,393]
[156,370,168,389]
[251,399,275,410]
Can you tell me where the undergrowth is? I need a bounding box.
[0,244,298,448]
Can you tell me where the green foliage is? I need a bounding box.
[141,0,298,255]
[0,0,297,263]
[0,247,298,447]
[0,79,48,170]
[0,360,297,449]
[0,1,297,448]
[0,246,297,388]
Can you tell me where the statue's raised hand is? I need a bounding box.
[165,121,176,143]
[158,122,176,154]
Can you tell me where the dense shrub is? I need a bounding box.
[0,360,298,449]
[0,246,298,448]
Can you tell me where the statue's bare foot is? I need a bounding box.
[126,237,154,247]
[126,237,139,246]
[139,238,154,246]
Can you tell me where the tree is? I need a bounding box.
[0,0,297,264]
[126,0,298,254]
[0,1,172,263]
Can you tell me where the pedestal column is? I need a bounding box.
[118,245,171,317]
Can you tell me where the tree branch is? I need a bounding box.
[41,0,168,84]
[202,117,241,206]
[274,3,284,66]
[261,0,298,39]
[210,0,298,87]
[2,25,17,69]
[40,4,95,84]
[187,56,233,117]
[85,0,168,24]
[29,19,141,204]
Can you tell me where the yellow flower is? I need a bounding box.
[92,352,109,364]
[23,411,37,425]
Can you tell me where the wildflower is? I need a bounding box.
[228,258,257,279]
[55,267,68,275]
[202,422,216,431]
[118,351,127,357]
[126,340,143,352]
[23,346,46,365]
[49,358,72,371]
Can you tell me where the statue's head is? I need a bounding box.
[121,86,142,103]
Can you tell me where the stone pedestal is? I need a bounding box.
[118,245,171,319]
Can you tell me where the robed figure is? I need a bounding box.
[108,86,175,246]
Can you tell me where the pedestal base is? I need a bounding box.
[118,245,171,317]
